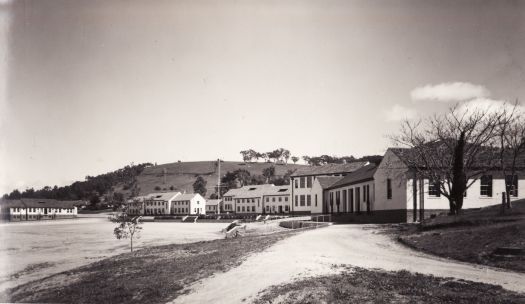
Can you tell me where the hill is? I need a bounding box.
[114,161,307,198]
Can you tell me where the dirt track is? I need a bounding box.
[171,224,525,304]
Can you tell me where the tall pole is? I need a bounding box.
[217,158,221,213]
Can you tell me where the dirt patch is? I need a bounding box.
[253,266,525,304]
[1,230,298,304]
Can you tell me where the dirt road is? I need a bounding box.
[171,224,525,304]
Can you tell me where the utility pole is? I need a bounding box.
[217,158,222,213]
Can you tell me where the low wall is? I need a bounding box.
[331,209,407,224]
[279,220,328,229]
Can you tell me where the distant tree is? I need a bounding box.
[209,193,218,199]
[154,186,161,191]
[255,152,265,162]
[112,192,125,210]
[8,189,21,199]
[268,150,282,163]
[193,176,207,197]
[262,166,276,182]
[356,155,383,165]
[240,150,251,163]
[89,194,101,209]
[169,185,175,191]
[291,156,299,164]
[261,153,269,162]
[110,212,142,252]
[235,169,251,187]
[281,149,291,163]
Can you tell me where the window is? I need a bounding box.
[300,195,305,206]
[266,206,270,211]
[242,206,245,212]
[278,197,282,202]
[294,179,298,188]
[300,177,305,188]
[272,197,276,202]
[307,195,311,206]
[295,195,298,206]
[252,206,255,212]
[315,194,318,207]
[505,175,518,197]
[386,179,392,199]
[480,175,493,197]
[428,179,441,197]
[306,176,312,188]
[285,197,288,202]
[237,206,240,212]
[266,197,269,202]
[285,205,289,211]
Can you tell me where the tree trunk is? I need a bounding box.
[130,236,133,252]
[450,131,467,215]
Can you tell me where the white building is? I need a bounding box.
[171,193,206,215]
[205,199,222,214]
[374,148,525,222]
[261,186,291,214]
[0,199,79,221]
[143,192,181,215]
[222,184,291,214]
[289,162,368,214]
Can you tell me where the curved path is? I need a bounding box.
[171,224,525,304]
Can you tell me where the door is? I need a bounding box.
[278,206,283,213]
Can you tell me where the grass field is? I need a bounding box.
[393,199,525,272]
[1,230,298,304]
[115,160,306,197]
[253,266,525,304]
[0,218,226,292]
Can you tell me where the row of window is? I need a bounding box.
[236,198,259,203]
[265,196,289,203]
[294,176,313,189]
[386,175,520,199]
[294,194,315,207]
[237,206,256,212]
[11,208,74,213]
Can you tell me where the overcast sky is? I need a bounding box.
[1,0,524,193]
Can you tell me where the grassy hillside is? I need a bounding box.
[115,161,306,198]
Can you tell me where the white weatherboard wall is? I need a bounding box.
[310,180,325,213]
[189,194,206,215]
[406,177,525,210]
[373,149,409,211]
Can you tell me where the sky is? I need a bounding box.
[1,0,524,194]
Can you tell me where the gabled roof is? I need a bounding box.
[144,192,181,201]
[261,186,290,196]
[206,199,222,206]
[388,145,525,170]
[327,164,377,190]
[315,176,343,189]
[0,199,81,209]
[173,193,202,201]
[291,162,368,177]
[222,184,277,198]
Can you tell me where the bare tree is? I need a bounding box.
[495,103,525,209]
[391,104,505,214]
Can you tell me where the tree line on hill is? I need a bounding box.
[240,148,383,166]
[2,163,153,209]
[213,167,295,197]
